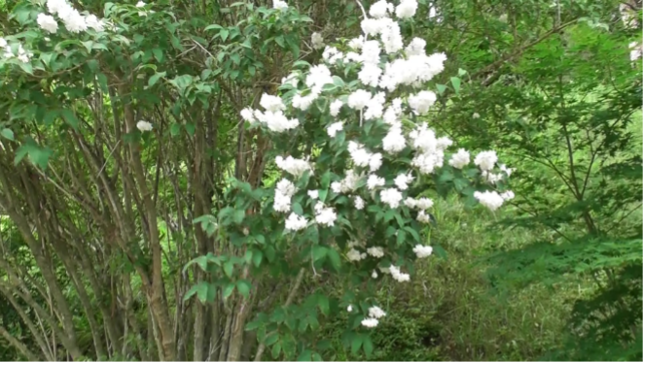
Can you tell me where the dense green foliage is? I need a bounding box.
[0,0,642,361]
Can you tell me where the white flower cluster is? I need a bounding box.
[273,178,297,213]
[275,156,312,177]
[1,38,33,63]
[272,0,288,10]
[44,0,105,33]
[413,244,433,258]
[362,306,386,329]
[136,120,153,131]
[239,94,299,132]
[388,265,410,282]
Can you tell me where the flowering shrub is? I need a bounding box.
[200,0,515,359]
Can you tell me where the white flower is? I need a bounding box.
[474,151,498,171]
[365,92,386,120]
[323,46,343,63]
[136,120,153,131]
[272,0,288,9]
[367,247,385,258]
[394,173,414,190]
[408,91,437,115]
[361,40,382,65]
[405,37,426,57]
[136,1,146,7]
[354,196,365,210]
[371,270,378,278]
[404,197,417,208]
[334,170,362,194]
[348,142,372,167]
[47,0,69,14]
[347,248,363,262]
[416,197,433,210]
[308,190,319,199]
[369,153,383,172]
[37,14,58,34]
[327,122,344,138]
[261,111,299,132]
[275,156,312,177]
[358,63,383,87]
[380,19,403,54]
[472,112,480,119]
[330,99,343,117]
[629,41,642,61]
[369,0,394,18]
[84,14,104,31]
[285,212,308,231]
[306,64,334,93]
[348,37,364,50]
[347,305,353,312]
[240,108,255,123]
[331,182,342,193]
[315,207,337,227]
[500,164,514,177]
[281,72,299,88]
[0,38,6,48]
[380,188,402,209]
[416,210,430,223]
[368,306,387,319]
[395,0,418,19]
[449,149,470,169]
[59,7,87,33]
[388,265,410,282]
[429,5,437,19]
[291,92,318,111]
[382,126,407,154]
[367,174,385,190]
[311,32,324,50]
[482,171,504,184]
[273,192,292,212]
[380,52,446,91]
[501,190,515,201]
[348,89,373,110]
[411,151,444,174]
[413,244,433,258]
[276,178,297,197]
[361,318,379,328]
[474,190,504,211]
[260,93,285,112]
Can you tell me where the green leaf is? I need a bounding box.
[327,248,342,271]
[61,109,80,129]
[1,128,14,141]
[18,62,33,75]
[317,295,329,316]
[152,48,164,62]
[297,350,312,361]
[252,250,263,267]
[223,262,234,278]
[436,83,447,95]
[265,332,279,346]
[233,209,245,224]
[362,336,374,357]
[148,71,166,88]
[458,68,467,76]
[223,283,236,299]
[351,335,363,355]
[170,123,182,136]
[271,342,281,359]
[220,29,230,41]
[236,280,252,299]
[450,76,461,93]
